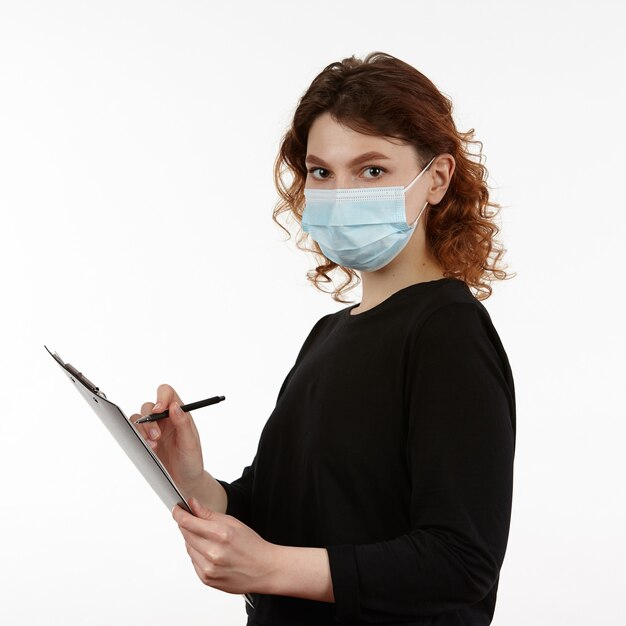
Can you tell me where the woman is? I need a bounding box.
[131,51,516,626]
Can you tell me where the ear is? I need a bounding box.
[427,153,455,205]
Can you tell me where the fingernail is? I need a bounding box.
[173,402,182,416]
[153,403,161,412]
[150,428,158,439]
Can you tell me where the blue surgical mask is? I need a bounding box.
[302,155,436,272]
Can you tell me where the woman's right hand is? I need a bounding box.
[129,384,205,495]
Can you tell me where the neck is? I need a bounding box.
[351,241,445,314]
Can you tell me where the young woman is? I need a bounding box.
[131,51,516,626]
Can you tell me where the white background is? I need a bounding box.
[1,1,624,624]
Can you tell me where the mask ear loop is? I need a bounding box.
[406,155,436,228]
[403,155,437,193]
[409,201,429,228]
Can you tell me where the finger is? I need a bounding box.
[179,526,212,555]
[166,400,203,456]
[180,529,222,577]
[128,405,158,449]
[140,401,161,441]
[185,541,218,587]
[177,511,225,541]
[185,538,215,571]
[156,385,202,444]
[129,411,149,439]
[155,383,184,415]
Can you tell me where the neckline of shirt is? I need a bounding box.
[341,277,458,321]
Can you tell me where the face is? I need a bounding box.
[305,111,432,224]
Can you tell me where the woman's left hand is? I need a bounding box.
[172,497,279,595]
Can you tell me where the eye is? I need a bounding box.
[363,166,385,179]
[307,167,330,180]
[307,165,387,181]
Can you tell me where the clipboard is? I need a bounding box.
[45,344,192,514]
[44,345,257,610]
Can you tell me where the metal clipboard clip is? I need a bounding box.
[45,346,107,399]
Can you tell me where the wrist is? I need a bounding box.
[264,545,334,603]
[188,470,227,514]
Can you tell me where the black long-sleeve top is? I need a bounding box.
[216,277,516,625]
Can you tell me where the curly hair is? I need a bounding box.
[272,51,514,303]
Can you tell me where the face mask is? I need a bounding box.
[302,155,436,272]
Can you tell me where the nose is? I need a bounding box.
[335,174,359,188]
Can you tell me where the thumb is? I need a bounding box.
[189,496,213,519]
[169,401,199,450]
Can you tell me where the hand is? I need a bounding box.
[129,384,205,495]
[173,497,279,596]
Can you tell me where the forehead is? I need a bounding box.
[306,112,414,165]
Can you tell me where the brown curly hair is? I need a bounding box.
[272,51,514,303]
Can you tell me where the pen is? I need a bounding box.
[135,395,225,423]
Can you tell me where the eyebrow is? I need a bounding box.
[304,151,392,169]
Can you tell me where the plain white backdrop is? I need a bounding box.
[1,1,624,624]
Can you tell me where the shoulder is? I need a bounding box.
[413,279,499,344]
[290,311,337,364]
[409,282,514,398]
[403,280,512,385]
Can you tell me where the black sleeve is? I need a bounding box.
[215,461,256,525]
[215,363,296,525]
[325,302,516,622]
[216,313,335,524]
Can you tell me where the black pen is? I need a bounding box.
[135,395,225,423]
